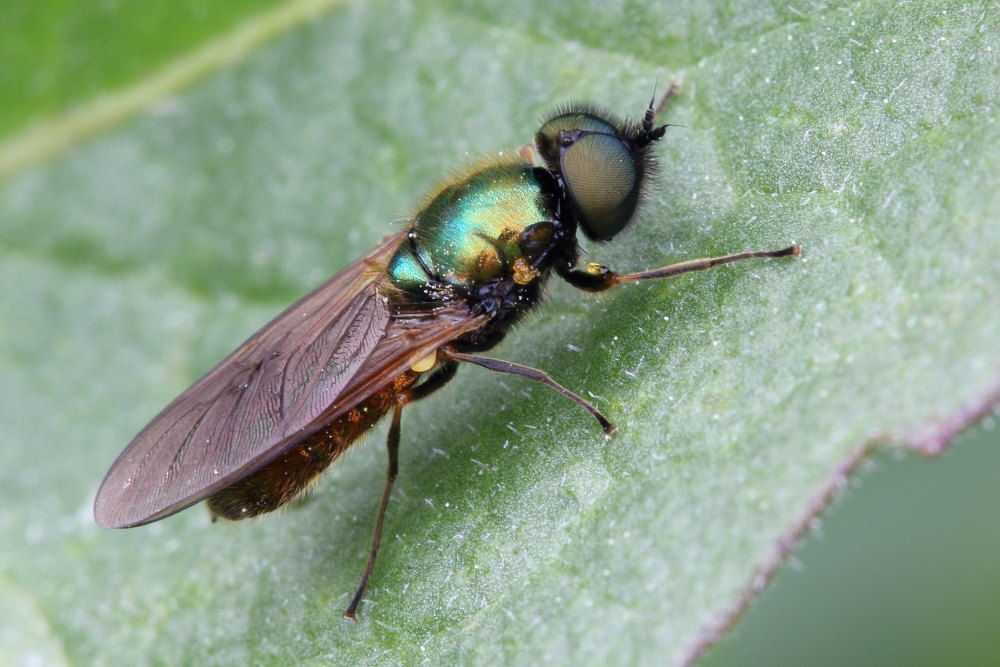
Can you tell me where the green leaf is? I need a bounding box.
[1,0,997,664]
[703,424,1000,666]
[0,0,286,139]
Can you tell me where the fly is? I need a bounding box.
[94,84,800,617]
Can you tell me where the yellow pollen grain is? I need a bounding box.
[513,257,541,285]
[410,351,437,373]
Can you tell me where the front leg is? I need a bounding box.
[559,244,801,292]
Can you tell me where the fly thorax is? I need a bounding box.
[386,161,559,301]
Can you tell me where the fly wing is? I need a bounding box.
[95,232,486,528]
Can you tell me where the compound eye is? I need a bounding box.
[561,132,641,241]
[535,111,618,168]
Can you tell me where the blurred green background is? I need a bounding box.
[707,421,1000,666]
[2,1,998,664]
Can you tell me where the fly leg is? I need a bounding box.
[343,397,403,619]
[439,349,617,436]
[440,244,799,444]
[559,244,800,292]
[344,363,457,619]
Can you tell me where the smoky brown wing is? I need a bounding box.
[316,301,489,428]
[96,233,410,528]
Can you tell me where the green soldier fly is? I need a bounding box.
[95,85,800,618]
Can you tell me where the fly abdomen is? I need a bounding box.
[206,372,418,520]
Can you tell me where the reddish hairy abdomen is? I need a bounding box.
[206,372,418,520]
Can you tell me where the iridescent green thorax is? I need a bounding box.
[387,160,555,298]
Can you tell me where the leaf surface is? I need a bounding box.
[1,1,997,664]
